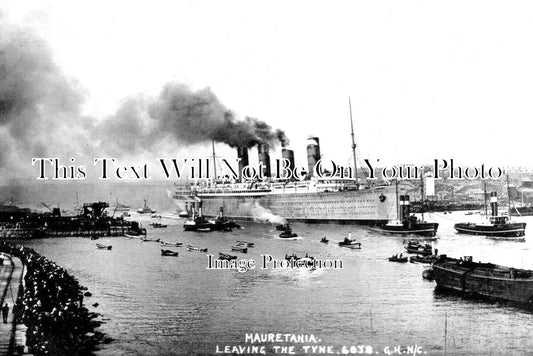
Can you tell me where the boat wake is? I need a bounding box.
[275,236,302,241]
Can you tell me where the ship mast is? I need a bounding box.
[348,97,359,189]
[506,172,511,220]
[396,179,401,220]
[483,180,488,217]
[420,167,425,221]
[212,140,217,181]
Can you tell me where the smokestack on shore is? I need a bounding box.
[237,147,249,181]
[306,137,321,178]
[281,148,295,180]
[258,143,271,178]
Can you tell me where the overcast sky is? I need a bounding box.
[2,0,533,181]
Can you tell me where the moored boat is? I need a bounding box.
[431,255,533,303]
[96,243,112,250]
[161,249,179,257]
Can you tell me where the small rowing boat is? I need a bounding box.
[96,243,112,250]
[161,249,179,257]
[186,245,208,252]
[160,240,183,247]
[388,253,409,263]
[230,245,248,253]
[150,222,168,228]
[219,252,237,261]
[141,237,160,242]
[236,240,254,247]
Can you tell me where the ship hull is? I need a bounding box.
[174,186,396,224]
[433,258,533,303]
[454,222,526,238]
[375,222,439,237]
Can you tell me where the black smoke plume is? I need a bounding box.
[0,24,87,174]
[0,19,289,180]
[96,83,289,151]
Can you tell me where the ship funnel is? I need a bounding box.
[399,195,410,221]
[306,137,321,178]
[399,195,404,220]
[198,201,203,217]
[258,143,271,178]
[404,195,410,220]
[490,192,498,216]
[281,148,295,180]
[237,147,249,181]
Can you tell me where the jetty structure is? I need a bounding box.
[0,201,146,239]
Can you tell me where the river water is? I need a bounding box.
[20,211,533,355]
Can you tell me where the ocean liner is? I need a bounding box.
[173,136,396,224]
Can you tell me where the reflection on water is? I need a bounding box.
[20,212,533,355]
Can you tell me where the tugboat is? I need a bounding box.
[373,193,438,238]
[338,233,361,249]
[183,201,213,232]
[320,237,329,244]
[431,255,533,304]
[454,192,526,239]
[209,207,241,231]
[279,225,298,239]
[137,199,155,214]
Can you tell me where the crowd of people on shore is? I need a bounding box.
[0,242,106,355]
